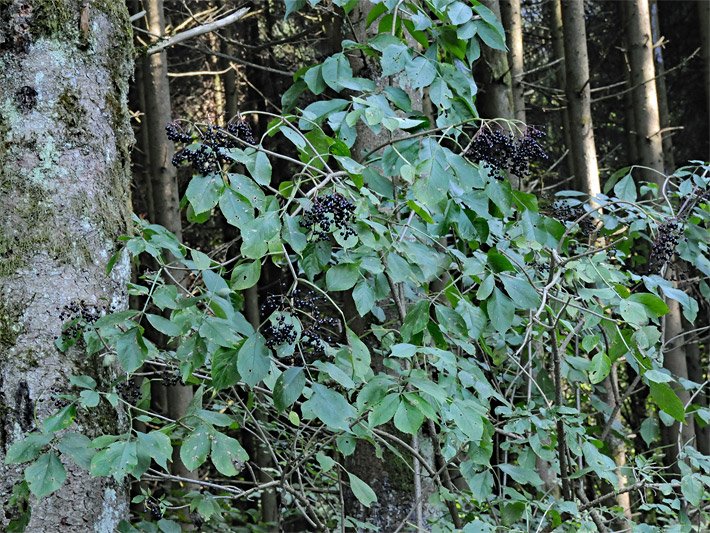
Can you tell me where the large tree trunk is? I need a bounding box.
[549,0,574,182]
[560,0,600,198]
[500,0,525,122]
[0,0,133,530]
[698,0,710,114]
[142,0,196,481]
[626,0,664,185]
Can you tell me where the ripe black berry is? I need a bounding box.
[300,193,356,241]
[145,498,163,520]
[465,126,547,178]
[116,380,140,404]
[648,218,682,273]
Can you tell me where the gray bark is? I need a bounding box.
[626,0,665,184]
[560,0,600,199]
[475,0,515,121]
[549,0,574,181]
[649,0,675,171]
[500,0,525,122]
[0,0,133,530]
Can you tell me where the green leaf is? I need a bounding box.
[456,300,486,339]
[628,293,669,318]
[380,43,411,76]
[43,405,76,434]
[57,432,94,469]
[237,334,271,387]
[487,288,515,333]
[649,382,685,422]
[326,263,360,291]
[116,328,149,373]
[231,261,261,290]
[90,440,138,481]
[137,431,172,471]
[404,57,436,89]
[180,424,211,472]
[240,212,280,259]
[5,433,52,464]
[619,299,648,326]
[473,20,506,51]
[352,280,375,316]
[211,346,240,390]
[146,313,182,337]
[186,174,222,214]
[210,431,248,476]
[273,367,306,411]
[498,464,543,488]
[589,352,611,384]
[448,1,473,24]
[79,390,100,408]
[368,393,400,427]
[301,384,356,431]
[449,403,483,443]
[68,375,96,390]
[25,453,66,498]
[246,151,272,186]
[500,275,541,310]
[681,474,703,507]
[347,472,377,507]
[393,398,425,435]
[614,174,637,202]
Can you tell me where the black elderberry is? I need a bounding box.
[648,218,682,273]
[300,193,356,241]
[160,368,181,387]
[465,126,548,178]
[145,498,163,520]
[550,201,596,238]
[116,380,140,404]
[227,117,257,145]
[165,121,192,143]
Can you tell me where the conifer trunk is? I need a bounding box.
[501,0,526,122]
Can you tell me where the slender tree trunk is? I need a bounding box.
[500,0,525,122]
[603,370,632,522]
[142,0,195,481]
[649,0,674,171]
[476,0,515,121]
[549,0,574,182]
[685,321,709,456]
[626,0,665,185]
[560,0,600,198]
[0,1,133,529]
[661,298,696,468]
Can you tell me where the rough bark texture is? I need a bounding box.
[560,0,600,199]
[500,0,525,122]
[626,0,664,184]
[475,0,514,121]
[0,0,133,530]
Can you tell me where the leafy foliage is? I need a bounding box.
[6,0,710,530]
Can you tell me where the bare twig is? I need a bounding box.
[146,8,250,55]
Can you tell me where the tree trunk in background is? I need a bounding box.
[649,0,674,171]
[475,0,514,121]
[626,0,664,185]
[549,0,573,182]
[661,298,696,469]
[685,322,709,456]
[698,0,710,115]
[500,0,525,122]
[0,1,133,529]
[560,0,600,199]
[620,17,640,166]
[603,370,632,522]
[142,0,195,481]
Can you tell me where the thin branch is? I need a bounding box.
[146,7,250,55]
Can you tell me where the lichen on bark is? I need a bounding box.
[0,1,134,530]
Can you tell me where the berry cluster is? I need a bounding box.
[465,126,547,178]
[116,380,140,404]
[145,498,163,520]
[550,201,596,238]
[160,368,181,387]
[228,117,256,145]
[56,300,112,344]
[300,193,356,241]
[648,218,682,273]
[169,117,256,175]
[37,385,69,409]
[261,289,339,358]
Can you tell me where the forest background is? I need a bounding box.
[0,0,709,531]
